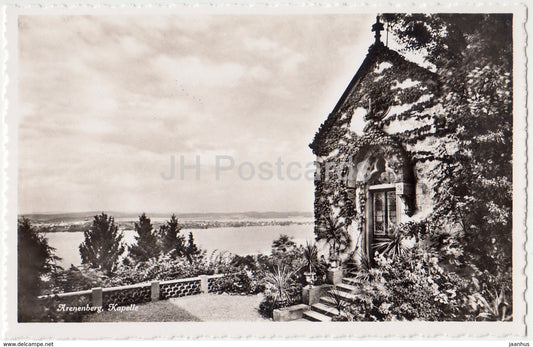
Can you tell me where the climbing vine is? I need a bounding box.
[311,41,443,258]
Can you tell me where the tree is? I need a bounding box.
[382,14,512,277]
[270,234,302,268]
[18,218,60,321]
[272,234,297,255]
[184,232,201,263]
[128,213,160,262]
[158,214,186,257]
[79,213,125,274]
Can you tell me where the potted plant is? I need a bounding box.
[264,263,297,307]
[329,249,340,269]
[303,242,319,286]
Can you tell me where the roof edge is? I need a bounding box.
[330,43,384,114]
[310,43,438,156]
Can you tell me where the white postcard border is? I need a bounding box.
[0,2,528,339]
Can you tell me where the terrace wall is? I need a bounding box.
[39,273,237,309]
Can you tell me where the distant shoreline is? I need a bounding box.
[36,220,314,233]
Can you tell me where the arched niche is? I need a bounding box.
[352,143,413,186]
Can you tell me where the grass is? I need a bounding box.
[168,293,267,321]
[83,300,201,322]
[83,293,267,322]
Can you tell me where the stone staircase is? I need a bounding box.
[302,277,358,322]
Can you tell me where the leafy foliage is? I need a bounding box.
[259,263,302,319]
[259,295,293,319]
[384,13,512,277]
[302,241,319,273]
[263,264,298,302]
[327,288,351,319]
[158,214,186,257]
[340,219,512,321]
[79,213,125,274]
[315,212,351,262]
[184,232,202,263]
[128,213,160,262]
[18,218,61,321]
[311,14,513,320]
[270,234,301,267]
[372,226,407,260]
[49,264,107,293]
[258,234,317,318]
[469,286,511,321]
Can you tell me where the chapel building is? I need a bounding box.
[310,17,442,263]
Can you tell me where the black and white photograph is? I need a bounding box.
[0,3,528,340]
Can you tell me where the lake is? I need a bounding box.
[45,224,316,268]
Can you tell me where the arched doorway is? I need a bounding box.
[349,142,415,262]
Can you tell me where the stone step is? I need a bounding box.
[319,295,337,306]
[342,277,359,285]
[311,302,341,317]
[303,309,332,322]
[328,289,356,302]
[335,282,357,293]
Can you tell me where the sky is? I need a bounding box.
[18,14,378,214]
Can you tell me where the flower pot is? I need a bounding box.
[304,271,317,286]
[329,258,339,269]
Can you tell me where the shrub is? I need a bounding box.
[259,263,302,318]
[210,271,265,295]
[343,242,475,321]
[300,241,328,285]
[337,218,514,321]
[18,218,61,322]
[105,254,202,286]
[259,295,284,318]
[467,270,512,321]
[258,291,302,319]
[38,295,91,322]
[48,265,107,293]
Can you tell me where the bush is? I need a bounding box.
[341,230,512,321]
[50,250,271,297]
[342,246,467,321]
[105,254,205,286]
[258,263,302,319]
[259,294,301,319]
[18,218,61,322]
[210,271,265,295]
[259,295,284,318]
[48,265,108,293]
[38,295,91,322]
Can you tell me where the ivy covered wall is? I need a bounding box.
[310,42,442,261]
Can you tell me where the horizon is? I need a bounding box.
[19,210,314,217]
